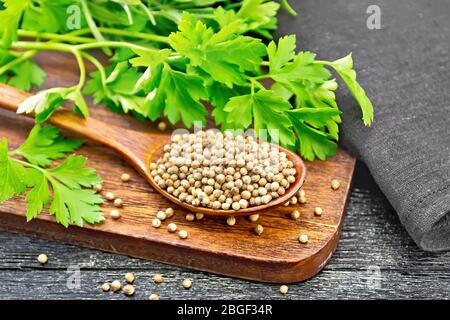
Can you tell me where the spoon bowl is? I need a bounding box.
[0,84,306,216]
[146,137,306,216]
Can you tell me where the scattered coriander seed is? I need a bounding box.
[121,173,131,182]
[101,283,110,292]
[182,278,192,289]
[331,179,341,190]
[152,218,162,228]
[279,285,289,295]
[297,189,305,198]
[165,207,175,218]
[93,184,103,192]
[167,223,177,233]
[158,121,167,131]
[105,192,115,201]
[111,280,121,292]
[124,272,135,284]
[299,196,307,204]
[149,294,160,300]
[113,198,123,208]
[186,213,195,222]
[195,213,204,220]
[248,214,259,222]
[153,274,164,284]
[289,196,298,205]
[290,210,300,220]
[283,201,290,207]
[123,284,135,296]
[226,216,236,226]
[178,230,189,239]
[110,209,121,220]
[299,234,309,244]
[314,207,323,216]
[156,210,167,221]
[37,254,48,265]
[254,224,264,236]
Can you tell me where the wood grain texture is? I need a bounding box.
[0,51,354,283]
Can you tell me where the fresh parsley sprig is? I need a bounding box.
[1,125,104,227]
[0,0,375,161]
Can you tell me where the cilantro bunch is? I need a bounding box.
[0,0,374,161]
[0,125,104,227]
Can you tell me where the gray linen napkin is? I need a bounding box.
[277,0,450,251]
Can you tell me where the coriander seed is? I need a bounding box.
[156,210,167,221]
[111,280,121,292]
[124,272,135,284]
[248,214,259,222]
[299,196,307,204]
[178,230,189,239]
[331,179,341,190]
[297,189,305,198]
[152,218,162,228]
[121,173,131,182]
[186,213,195,221]
[105,192,115,201]
[279,285,289,295]
[254,224,264,236]
[182,278,192,289]
[149,294,160,300]
[123,284,135,296]
[167,223,177,233]
[226,216,236,226]
[299,234,309,244]
[290,210,300,220]
[195,213,204,220]
[93,184,103,192]
[153,274,164,284]
[37,254,48,265]
[113,198,123,208]
[110,209,121,220]
[158,121,167,131]
[165,207,174,218]
[314,207,323,216]
[101,283,110,292]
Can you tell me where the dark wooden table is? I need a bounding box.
[1,0,450,299]
[1,162,449,299]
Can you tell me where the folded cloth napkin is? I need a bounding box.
[277,0,450,251]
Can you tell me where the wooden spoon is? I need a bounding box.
[0,84,306,216]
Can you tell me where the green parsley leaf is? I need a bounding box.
[7,59,46,91]
[0,0,30,47]
[48,155,102,189]
[15,125,83,167]
[224,89,296,147]
[0,139,28,201]
[288,108,342,160]
[0,125,104,227]
[169,12,266,87]
[144,63,208,128]
[326,53,374,126]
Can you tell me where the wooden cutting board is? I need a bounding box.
[0,52,356,283]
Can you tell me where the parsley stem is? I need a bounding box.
[17,30,96,44]
[56,27,169,44]
[72,49,86,89]
[79,0,112,56]
[80,52,107,88]
[74,41,160,53]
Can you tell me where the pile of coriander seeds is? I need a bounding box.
[150,130,297,211]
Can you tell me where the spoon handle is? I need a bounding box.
[0,84,153,165]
